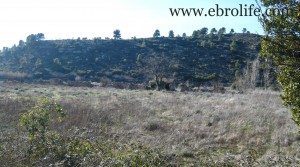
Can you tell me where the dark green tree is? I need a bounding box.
[26,33,44,46]
[209,28,217,38]
[257,0,300,129]
[168,30,174,38]
[242,28,247,33]
[182,33,187,38]
[230,28,235,34]
[218,27,226,34]
[217,27,226,40]
[18,40,25,47]
[36,33,45,40]
[210,28,217,34]
[153,29,160,38]
[192,30,200,38]
[113,29,121,40]
[230,40,237,52]
[26,35,37,44]
[199,27,208,37]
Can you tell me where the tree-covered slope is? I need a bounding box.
[0,33,261,85]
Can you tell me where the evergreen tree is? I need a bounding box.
[217,27,226,40]
[192,30,199,38]
[258,0,300,129]
[242,28,247,34]
[230,40,237,52]
[113,29,121,40]
[153,29,160,38]
[168,30,174,38]
[210,28,217,34]
[199,27,208,37]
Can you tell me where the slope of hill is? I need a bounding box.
[0,33,261,86]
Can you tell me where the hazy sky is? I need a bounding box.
[0,0,263,48]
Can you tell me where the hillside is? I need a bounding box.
[0,33,261,86]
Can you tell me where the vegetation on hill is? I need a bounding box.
[0,30,262,88]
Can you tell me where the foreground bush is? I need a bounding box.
[1,98,170,167]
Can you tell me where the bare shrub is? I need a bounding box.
[99,77,111,87]
[212,80,226,93]
[234,58,260,92]
[178,83,189,92]
[144,120,164,131]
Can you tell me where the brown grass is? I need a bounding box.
[0,81,299,165]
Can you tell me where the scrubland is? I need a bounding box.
[0,82,299,166]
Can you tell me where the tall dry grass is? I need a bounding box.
[0,82,299,165]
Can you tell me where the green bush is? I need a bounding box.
[194,73,218,82]
[20,98,65,165]
[76,70,92,76]
[17,98,170,166]
[111,68,123,75]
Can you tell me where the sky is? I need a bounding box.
[0,0,264,48]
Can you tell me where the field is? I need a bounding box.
[0,81,300,166]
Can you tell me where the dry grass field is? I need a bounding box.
[0,81,300,166]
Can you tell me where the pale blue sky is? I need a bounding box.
[0,0,263,48]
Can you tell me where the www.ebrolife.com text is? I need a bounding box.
[170,4,291,17]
